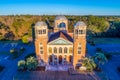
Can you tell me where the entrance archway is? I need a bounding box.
[49,55,52,63]
[59,55,62,64]
[69,56,73,63]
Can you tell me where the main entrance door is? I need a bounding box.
[59,55,62,64]
[69,55,73,63]
[49,55,52,64]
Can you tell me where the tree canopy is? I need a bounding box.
[0,15,120,40]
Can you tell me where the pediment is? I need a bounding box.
[48,38,73,45]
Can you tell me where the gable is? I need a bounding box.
[48,31,73,43]
[48,38,73,45]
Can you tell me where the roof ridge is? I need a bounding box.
[48,31,73,43]
[60,31,69,41]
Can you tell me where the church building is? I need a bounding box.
[34,15,87,68]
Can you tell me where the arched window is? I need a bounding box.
[59,47,62,53]
[69,47,73,53]
[79,30,81,34]
[54,47,57,53]
[40,47,43,54]
[81,30,84,34]
[78,47,81,54]
[75,29,78,34]
[79,30,84,34]
[38,30,42,34]
[64,47,67,53]
[49,47,52,53]
[43,29,46,34]
[59,22,66,28]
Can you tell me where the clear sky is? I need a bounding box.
[0,0,120,15]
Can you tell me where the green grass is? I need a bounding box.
[88,38,120,44]
[0,40,22,44]
[105,52,120,55]
[0,65,5,72]
[11,50,25,60]
[24,53,36,60]
[0,52,10,55]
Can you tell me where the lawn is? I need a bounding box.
[88,38,120,44]
[0,40,22,45]
[0,52,10,55]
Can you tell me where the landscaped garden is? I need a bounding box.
[18,56,39,71]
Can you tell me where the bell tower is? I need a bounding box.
[73,21,87,68]
[35,21,48,63]
[54,15,68,32]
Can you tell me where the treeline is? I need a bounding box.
[0,15,120,40]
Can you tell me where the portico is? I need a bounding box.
[48,54,73,65]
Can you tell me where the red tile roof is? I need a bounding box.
[48,31,73,43]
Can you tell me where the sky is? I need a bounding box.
[0,0,120,15]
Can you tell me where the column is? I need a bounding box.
[62,56,64,65]
[57,56,59,65]
[52,54,54,65]
[66,56,69,64]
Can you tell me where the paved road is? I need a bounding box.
[0,43,35,80]
[87,43,120,80]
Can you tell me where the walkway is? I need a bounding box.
[14,71,99,80]
[46,64,73,71]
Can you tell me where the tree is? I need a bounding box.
[82,57,96,71]
[20,47,25,51]
[26,56,38,70]
[18,60,26,70]
[10,48,19,59]
[10,48,15,54]
[93,52,107,70]
[94,52,107,65]
[87,15,109,36]
[4,31,15,40]
[22,35,29,44]
[0,35,3,40]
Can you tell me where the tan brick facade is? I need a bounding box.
[73,37,86,67]
[35,36,48,63]
[34,16,86,68]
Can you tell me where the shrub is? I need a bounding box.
[0,35,4,40]
[10,48,19,58]
[104,53,112,60]
[18,60,26,70]
[20,47,25,51]
[10,48,15,54]
[22,35,29,44]
[82,57,96,72]
[26,56,38,70]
